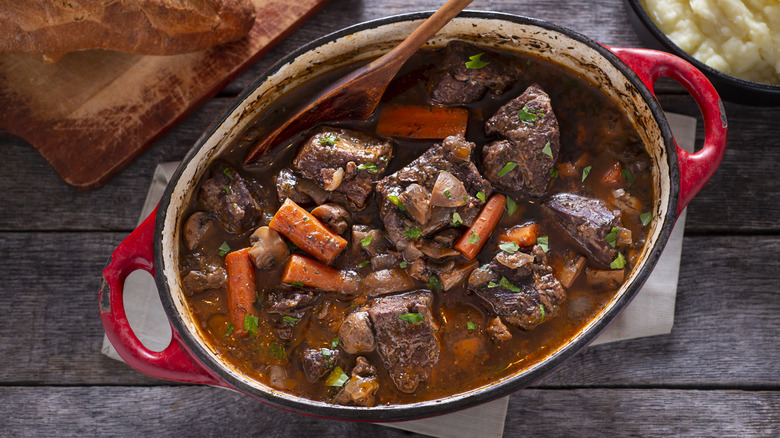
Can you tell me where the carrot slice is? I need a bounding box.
[602,161,623,186]
[498,223,541,247]
[225,247,258,337]
[269,198,347,264]
[455,194,506,259]
[281,254,345,293]
[375,104,468,139]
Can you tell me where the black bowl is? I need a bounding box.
[624,0,780,106]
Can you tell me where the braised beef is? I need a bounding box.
[544,193,621,266]
[266,290,318,317]
[338,310,376,354]
[366,291,440,393]
[198,163,266,234]
[180,253,226,295]
[482,84,560,197]
[293,126,393,210]
[427,41,523,104]
[301,347,340,383]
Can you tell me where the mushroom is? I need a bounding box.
[352,225,389,257]
[429,171,468,208]
[399,183,431,225]
[338,310,376,354]
[311,203,352,235]
[437,259,479,291]
[248,226,289,270]
[418,239,460,259]
[182,211,215,250]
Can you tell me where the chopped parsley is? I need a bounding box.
[517,105,538,123]
[622,168,636,183]
[539,304,546,322]
[403,227,423,239]
[499,276,522,292]
[398,312,425,323]
[269,342,286,360]
[610,252,627,269]
[244,314,259,337]
[451,212,463,226]
[321,348,333,357]
[465,52,489,69]
[331,338,340,348]
[224,185,231,195]
[487,281,499,288]
[222,167,233,179]
[444,189,451,199]
[550,167,559,178]
[537,235,549,252]
[325,366,350,387]
[282,316,300,326]
[605,227,618,248]
[358,260,370,268]
[505,196,518,216]
[358,162,378,173]
[467,321,477,331]
[224,322,234,337]
[399,261,408,269]
[388,194,407,211]
[360,235,372,247]
[218,241,231,257]
[467,232,480,244]
[640,211,652,226]
[318,133,339,146]
[476,191,487,203]
[289,281,304,287]
[581,165,592,182]
[302,217,309,222]
[541,141,553,158]
[497,161,518,178]
[499,241,520,254]
[428,275,443,292]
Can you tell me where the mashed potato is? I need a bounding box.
[641,0,780,84]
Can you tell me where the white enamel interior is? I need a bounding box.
[159,16,673,409]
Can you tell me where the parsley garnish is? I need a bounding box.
[550,167,559,178]
[319,133,339,146]
[451,212,463,226]
[487,281,499,288]
[388,194,407,211]
[283,316,299,325]
[611,252,627,269]
[358,260,370,268]
[398,312,425,323]
[499,276,522,292]
[224,322,234,337]
[622,168,636,183]
[218,241,231,257]
[428,275,443,292]
[222,167,233,179]
[289,281,304,287]
[581,165,592,182]
[542,141,553,158]
[444,189,451,199]
[605,227,618,248]
[399,261,408,269]
[467,321,477,330]
[244,314,258,337]
[476,191,487,203]
[360,235,372,247]
[467,232,480,244]
[325,367,350,387]
[269,342,286,359]
[539,304,546,322]
[537,235,549,252]
[403,227,423,239]
[224,186,231,195]
[640,211,652,226]
[331,338,340,348]
[517,105,538,123]
[321,348,333,357]
[498,162,518,178]
[505,196,518,216]
[465,52,489,69]
[358,162,378,173]
[499,241,520,254]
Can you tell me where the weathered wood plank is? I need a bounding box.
[0,386,776,437]
[0,233,777,387]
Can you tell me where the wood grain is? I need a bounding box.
[0,0,330,190]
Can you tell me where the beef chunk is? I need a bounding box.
[293,126,393,210]
[544,193,621,266]
[266,290,318,317]
[198,163,265,234]
[351,356,376,377]
[468,245,565,330]
[482,84,560,197]
[180,253,226,295]
[376,135,492,257]
[301,347,340,383]
[338,310,376,354]
[427,41,523,104]
[366,291,440,393]
[487,317,512,343]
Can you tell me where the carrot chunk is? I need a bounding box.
[269,198,347,264]
[281,254,345,293]
[498,223,541,247]
[225,247,258,337]
[375,104,468,139]
[602,161,623,186]
[455,194,506,259]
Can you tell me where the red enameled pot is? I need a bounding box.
[99,12,727,421]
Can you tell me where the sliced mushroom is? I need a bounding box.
[182,211,216,251]
[311,203,352,235]
[248,226,289,270]
[370,252,403,271]
[467,265,493,288]
[437,259,479,291]
[495,251,534,270]
[585,267,625,288]
[429,171,468,208]
[433,228,462,247]
[399,183,431,225]
[352,225,389,257]
[362,269,416,297]
[338,310,376,354]
[418,239,461,259]
[557,254,586,289]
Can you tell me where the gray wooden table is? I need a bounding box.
[1,0,778,436]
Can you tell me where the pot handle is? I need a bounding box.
[610,47,727,216]
[99,208,224,386]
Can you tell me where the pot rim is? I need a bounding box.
[154,10,679,421]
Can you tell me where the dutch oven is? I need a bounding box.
[99,11,727,421]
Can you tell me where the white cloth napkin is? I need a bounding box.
[102,112,696,438]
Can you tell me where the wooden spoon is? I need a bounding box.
[244,0,474,163]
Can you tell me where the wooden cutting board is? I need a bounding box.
[0,0,330,190]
